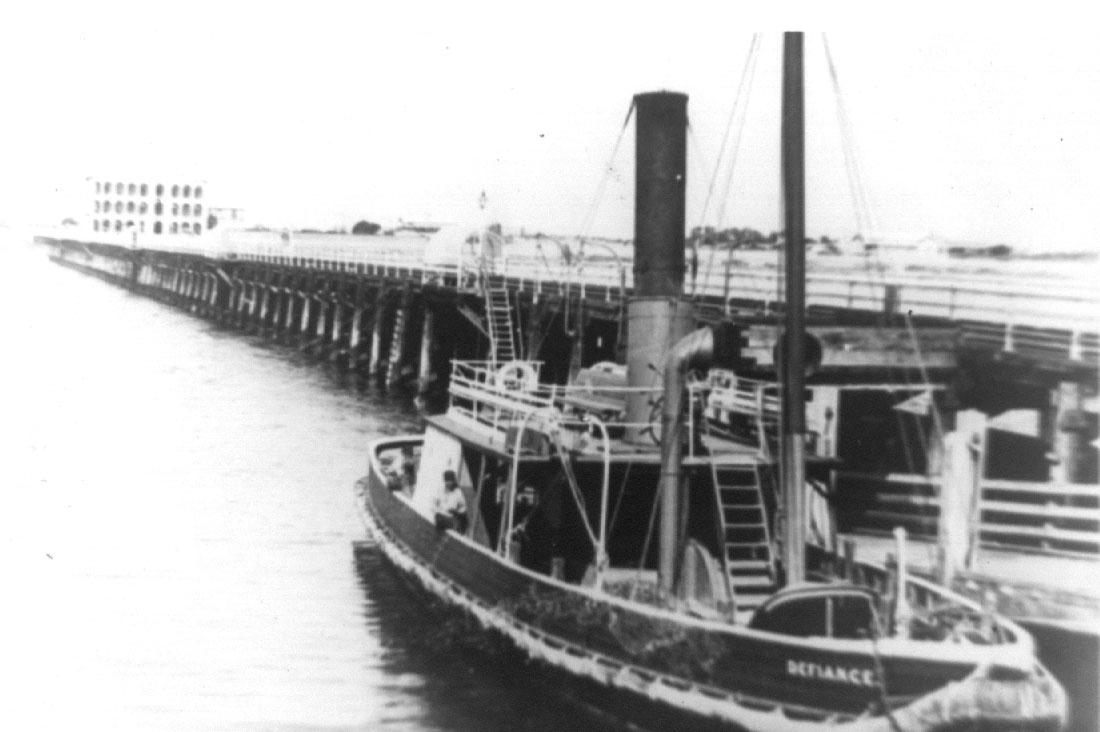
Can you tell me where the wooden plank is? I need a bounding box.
[875,494,939,508]
[979,523,1100,544]
[982,479,1100,498]
[981,500,1100,522]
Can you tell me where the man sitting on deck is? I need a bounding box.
[434,470,468,534]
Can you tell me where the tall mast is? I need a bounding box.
[780,31,807,585]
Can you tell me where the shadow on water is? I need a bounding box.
[351,541,643,732]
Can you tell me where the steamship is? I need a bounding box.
[354,35,1066,731]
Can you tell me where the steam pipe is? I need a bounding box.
[657,322,741,594]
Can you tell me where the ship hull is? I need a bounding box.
[356,436,1065,731]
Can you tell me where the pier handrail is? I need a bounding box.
[837,470,1100,558]
[37,227,1100,361]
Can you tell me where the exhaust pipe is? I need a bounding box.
[657,322,742,593]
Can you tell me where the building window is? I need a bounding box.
[171,204,179,216]
[156,183,164,197]
[155,202,163,215]
[182,203,191,216]
[126,220,134,228]
[93,221,99,231]
[95,182,101,194]
[194,223,202,235]
[194,185,203,199]
[171,184,179,197]
[139,202,148,215]
[115,201,123,213]
[115,220,123,231]
[154,221,162,234]
[116,182,124,194]
[126,201,135,213]
[183,185,191,197]
[102,219,110,230]
[128,183,136,195]
[194,204,202,216]
[94,201,100,213]
[140,183,148,196]
[182,222,191,233]
[139,222,145,233]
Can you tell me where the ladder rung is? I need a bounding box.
[725,560,770,571]
[729,575,775,588]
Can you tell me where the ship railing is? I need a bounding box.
[704,371,779,454]
[836,471,1100,559]
[448,359,672,448]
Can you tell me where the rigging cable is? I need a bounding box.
[824,34,946,567]
[699,35,763,297]
[822,33,877,240]
[578,100,636,240]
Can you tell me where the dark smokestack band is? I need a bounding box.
[633,91,688,298]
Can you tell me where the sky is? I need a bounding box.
[1,2,1097,251]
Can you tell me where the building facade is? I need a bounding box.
[90,179,211,235]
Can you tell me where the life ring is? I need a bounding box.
[495,361,539,392]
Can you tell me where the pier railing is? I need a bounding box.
[37,227,1100,364]
[838,471,1100,558]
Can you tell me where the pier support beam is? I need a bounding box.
[568,297,587,381]
[368,290,389,379]
[313,297,329,355]
[418,306,434,395]
[937,409,987,585]
[1050,381,1095,484]
[330,301,343,360]
[282,288,296,338]
[299,292,312,340]
[386,291,414,388]
[525,299,548,362]
[348,306,364,372]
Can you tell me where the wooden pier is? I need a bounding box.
[36,230,1099,554]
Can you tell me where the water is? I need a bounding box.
[1,237,622,731]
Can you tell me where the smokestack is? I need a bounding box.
[632,91,688,296]
[624,91,693,444]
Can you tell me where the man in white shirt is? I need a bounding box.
[435,470,468,534]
